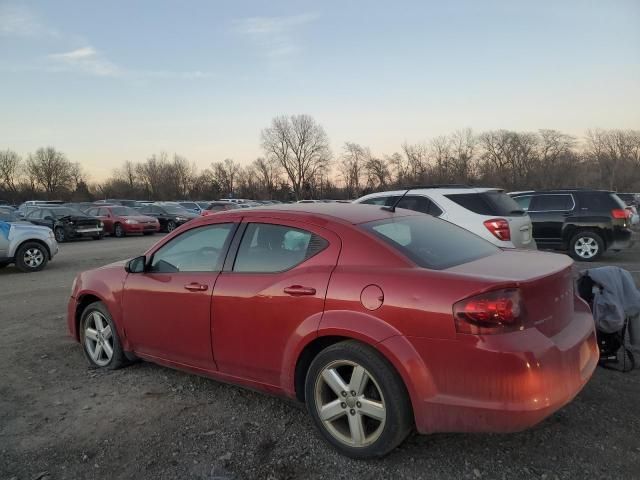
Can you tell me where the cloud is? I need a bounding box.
[233,13,318,61]
[0,4,58,37]
[46,46,215,80]
[48,47,122,77]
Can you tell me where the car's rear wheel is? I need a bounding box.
[15,242,48,272]
[54,227,65,243]
[81,302,127,370]
[570,230,604,261]
[305,340,412,459]
[166,220,176,232]
[114,223,125,238]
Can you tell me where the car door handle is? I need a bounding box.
[184,283,208,292]
[284,285,316,296]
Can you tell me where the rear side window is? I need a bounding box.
[361,195,443,216]
[233,223,328,273]
[512,196,532,211]
[445,191,524,216]
[530,194,574,211]
[360,196,388,206]
[361,216,499,270]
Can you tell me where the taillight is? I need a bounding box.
[483,218,511,241]
[453,288,525,335]
[611,208,630,219]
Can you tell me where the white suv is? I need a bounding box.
[354,187,537,249]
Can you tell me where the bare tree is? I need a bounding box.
[339,142,367,199]
[26,147,73,195]
[364,156,390,189]
[450,128,476,182]
[401,142,428,181]
[137,152,170,199]
[261,114,332,200]
[0,149,22,194]
[172,154,196,198]
[212,158,240,197]
[253,157,281,198]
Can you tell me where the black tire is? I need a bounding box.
[14,241,49,272]
[569,230,604,261]
[54,227,65,243]
[114,223,125,238]
[304,340,413,459]
[166,220,176,233]
[80,302,128,370]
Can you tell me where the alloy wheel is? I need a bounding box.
[54,228,65,242]
[574,237,599,259]
[23,247,44,269]
[314,360,386,448]
[167,221,176,232]
[84,311,114,367]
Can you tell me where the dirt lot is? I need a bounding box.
[1,233,639,480]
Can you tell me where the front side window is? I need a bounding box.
[27,210,43,220]
[362,215,499,270]
[149,224,234,273]
[233,223,328,273]
[530,194,574,212]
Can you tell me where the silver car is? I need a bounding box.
[0,212,59,272]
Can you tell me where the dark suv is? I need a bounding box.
[510,189,633,261]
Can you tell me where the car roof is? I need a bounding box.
[208,203,419,226]
[359,187,500,198]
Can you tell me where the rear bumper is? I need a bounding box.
[609,227,633,250]
[403,297,598,434]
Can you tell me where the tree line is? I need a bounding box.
[1,116,639,204]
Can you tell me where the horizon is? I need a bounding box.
[1,0,639,182]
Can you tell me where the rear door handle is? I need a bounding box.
[284,285,316,296]
[184,282,208,292]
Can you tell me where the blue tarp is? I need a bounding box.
[0,221,11,240]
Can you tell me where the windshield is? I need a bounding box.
[0,211,20,222]
[361,215,499,270]
[111,206,139,216]
[51,207,87,218]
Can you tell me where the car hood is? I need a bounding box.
[6,221,52,233]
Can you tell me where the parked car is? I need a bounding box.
[67,203,597,458]
[17,200,65,218]
[200,201,241,216]
[25,206,104,242]
[509,189,633,261]
[85,205,160,237]
[0,215,58,272]
[137,204,198,232]
[177,201,210,215]
[355,186,536,249]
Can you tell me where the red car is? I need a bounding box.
[85,205,160,237]
[67,204,598,458]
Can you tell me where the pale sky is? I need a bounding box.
[1,0,639,181]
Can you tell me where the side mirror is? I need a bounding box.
[125,255,146,273]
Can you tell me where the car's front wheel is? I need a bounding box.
[166,220,176,232]
[114,223,125,238]
[305,340,412,459]
[81,302,128,370]
[569,230,604,261]
[54,227,65,243]
[15,242,48,272]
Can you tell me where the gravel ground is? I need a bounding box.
[1,233,639,480]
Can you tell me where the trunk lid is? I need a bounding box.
[447,250,575,336]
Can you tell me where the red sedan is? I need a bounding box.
[67,204,598,458]
[85,205,160,237]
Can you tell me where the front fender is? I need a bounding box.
[72,277,126,346]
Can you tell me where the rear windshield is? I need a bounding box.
[446,191,524,216]
[361,215,499,270]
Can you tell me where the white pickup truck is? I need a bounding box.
[0,213,59,272]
